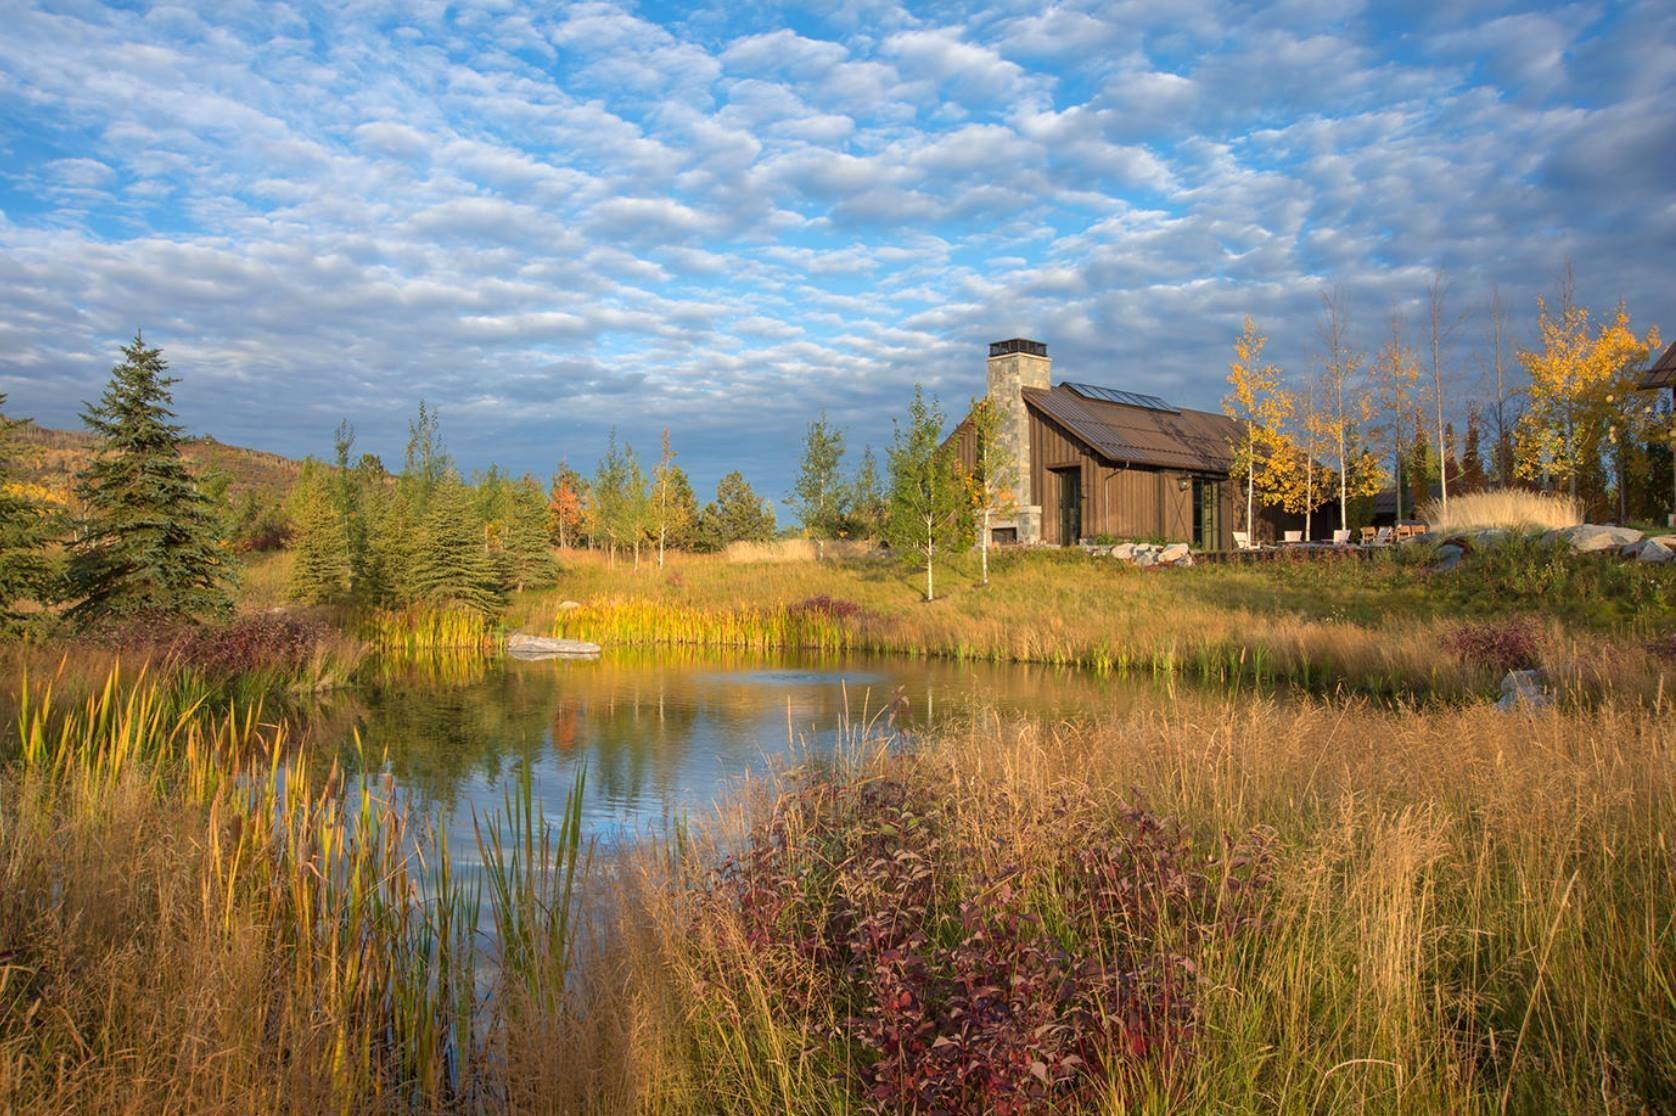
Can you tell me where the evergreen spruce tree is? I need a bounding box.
[0,395,56,633]
[287,475,350,605]
[500,475,558,592]
[789,411,846,538]
[697,472,776,550]
[64,334,233,624]
[409,480,501,615]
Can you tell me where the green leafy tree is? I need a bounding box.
[697,471,776,550]
[287,470,350,605]
[63,334,233,624]
[409,480,501,615]
[789,411,847,539]
[590,432,652,566]
[885,388,974,602]
[650,428,695,566]
[0,395,56,633]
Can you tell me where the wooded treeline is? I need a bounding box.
[1224,271,1668,532]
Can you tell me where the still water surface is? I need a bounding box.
[314,649,1141,860]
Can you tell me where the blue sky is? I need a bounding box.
[1,1,1671,499]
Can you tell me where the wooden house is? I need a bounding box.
[953,338,1323,548]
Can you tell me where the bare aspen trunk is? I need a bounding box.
[980,507,990,586]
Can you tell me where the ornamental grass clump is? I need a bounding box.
[696,762,1272,1113]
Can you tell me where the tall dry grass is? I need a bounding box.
[1420,487,1583,533]
[0,666,586,1113]
[571,693,1676,1112]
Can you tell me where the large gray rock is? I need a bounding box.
[1633,538,1674,564]
[1497,669,1550,712]
[1560,524,1643,552]
[1159,542,1191,566]
[1132,549,1159,568]
[507,634,601,660]
[1110,543,1136,560]
[1431,543,1465,573]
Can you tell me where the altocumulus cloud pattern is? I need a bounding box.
[0,1,1671,488]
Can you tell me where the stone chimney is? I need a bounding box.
[986,338,1050,544]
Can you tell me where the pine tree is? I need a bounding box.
[1459,407,1489,493]
[697,472,776,550]
[843,446,886,540]
[409,480,502,615]
[287,474,350,605]
[64,333,233,624]
[789,411,847,538]
[0,395,56,633]
[500,475,557,592]
[884,388,974,602]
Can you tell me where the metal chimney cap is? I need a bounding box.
[988,338,1048,358]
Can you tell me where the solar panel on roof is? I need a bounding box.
[1063,382,1180,413]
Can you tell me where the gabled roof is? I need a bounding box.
[1641,340,1676,391]
[1023,384,1241,473]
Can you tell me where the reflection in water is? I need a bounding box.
[309,648,1142,860]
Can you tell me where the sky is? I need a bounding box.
[1,1,1672,499]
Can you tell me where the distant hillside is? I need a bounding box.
[14,423,303,508]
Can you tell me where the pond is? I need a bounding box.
[309,648,1148,864]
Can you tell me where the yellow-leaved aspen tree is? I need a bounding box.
[1222,316,1291,540]
[1515,276,1660,501]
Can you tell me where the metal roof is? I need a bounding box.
[1023,385,1240,473]
[1641,340,1676,391]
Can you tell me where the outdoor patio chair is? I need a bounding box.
[1374,526,1394,545]
[1283,530,1303,544]
[1360,526,1378,545]
[1332,529,1352,545]
[1232,530,1254,551]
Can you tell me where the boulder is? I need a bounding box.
[1132,549,1158,568]
[1430,543,1465,573]
[1111,542,1136,560]
[1496,669,1550,713]
[507,634,601,661]
[1159,542,1191,566]
[1560,524,1643,552]
[557,600,582,611]
[1634,539,1674,564]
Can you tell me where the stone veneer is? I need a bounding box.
[985,341,1051,544]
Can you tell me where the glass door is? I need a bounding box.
[1057,468,1082,545]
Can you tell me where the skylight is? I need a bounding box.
[1063,382,1180,414]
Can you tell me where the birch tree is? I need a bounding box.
[885,388,974,602]
[1372,314,1421,524]
[1426,271,1460,515]
[1318,288,1367,530]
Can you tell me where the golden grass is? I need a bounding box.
[1420,487,1583,533]
[571,693,1676,1112]
[0,666,585,1113]
[722,538,877,563]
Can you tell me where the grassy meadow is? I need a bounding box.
[3,540,1674,1112]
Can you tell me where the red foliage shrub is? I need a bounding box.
[1441,617,1543,673]
[701,768,1272,1112]
[787,595,864,621]
[80,612,333,677]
